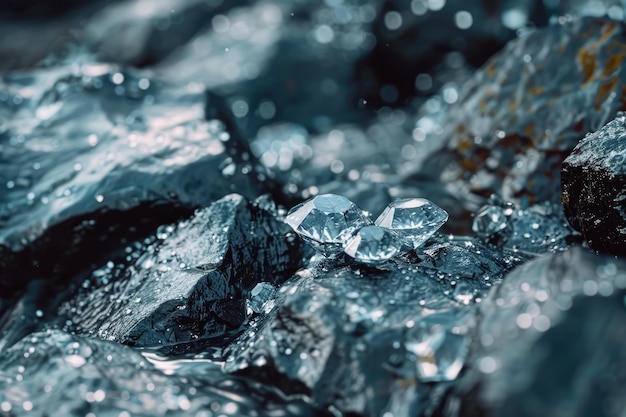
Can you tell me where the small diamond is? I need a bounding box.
[375,198,448,249]
[472,205,508,237]
[285,194,371,254]
[343,225,402,264]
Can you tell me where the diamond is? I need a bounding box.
[375,198,448,249]
[285,194,371,255]
[472,205,508,237]
[343,225,402,264]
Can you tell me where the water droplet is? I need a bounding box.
[64,354,86,368]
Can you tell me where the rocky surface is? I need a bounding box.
[224,237,523,417]
[0,329,326,417]
[446,246,626,417]
[2,1,626,417]
[57,194,302,351]
[411,17,626,216]
[562,114,626,255]
[0,64,264,293]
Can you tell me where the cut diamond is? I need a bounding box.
[343,225,402,264]
[285,194,371,255]
[472,205,508,237]
[246,282,277,314]
[375,198,448,249]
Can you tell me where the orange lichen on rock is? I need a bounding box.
[413,18,626,208]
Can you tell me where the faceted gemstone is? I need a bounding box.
[343,225,402,264]
[246,282,277,314]
[472,205,509,237]
[285,194,371,255]
[404,310,472,383]
[375,198,448,249]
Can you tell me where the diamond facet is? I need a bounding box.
[343,225,402,264]
[375,198,448,249]
[285,194,371,254]
[472,205,508,237]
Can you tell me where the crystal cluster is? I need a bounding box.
[286,194,448,263]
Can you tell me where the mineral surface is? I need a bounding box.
[562,114,626,255]
[413,17,626,214]
[2,2,626,417]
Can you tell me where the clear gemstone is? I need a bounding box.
[285,194,371,254]
[375,198,448,249]
[472,205,508,237]
[405,310,472,383]
[343,225,402,264]
[247,282,276,314]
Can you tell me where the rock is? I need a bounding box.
[224,237,523,417]
[0,64,264,292]
[562,114,626,255]
[446,246,626,417]
[156,0,377,137]
[84,0,250,67]
[413,18,626,213]
[473,196,579,255]
[0,329,326,417]
[58,194,302,351]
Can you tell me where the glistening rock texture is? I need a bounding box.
[446,246,626,417]
[415,18,626,212]
[0,64,263,293]
[224,238,523,417]
[59,194,302,350]
[4,2,626,417]
[0,330,325,417]
[562,114,626,255]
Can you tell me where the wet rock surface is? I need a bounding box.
[0,329,326,417]
[562,114,626,255]
[445,247,626,417]
[0,64,264,294]
[59,194,302,350]
[413,17,626,216]
[2,1,626,417]
[224,238,522,417]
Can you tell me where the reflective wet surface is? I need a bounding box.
[2,1,626,417]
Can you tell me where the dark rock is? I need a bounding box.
[0,64,264,293]
[447,246,626,417]
[58,194,302,350]
[224,238,523,417]
[562,114,626,255]
[412,17,626,216]
[0,329,327,417]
